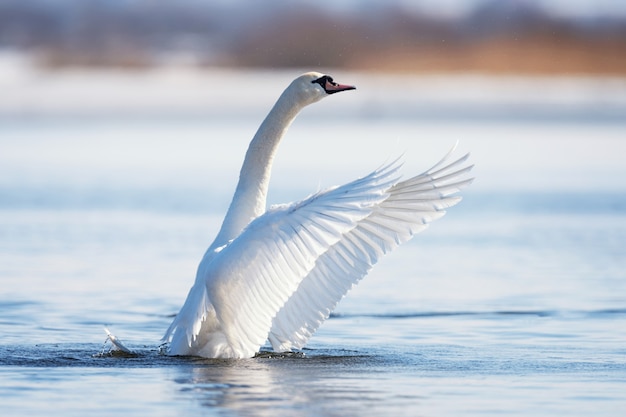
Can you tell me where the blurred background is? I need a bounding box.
[1,3,626,416]
[1,0,625,73]
[1,0,625,190]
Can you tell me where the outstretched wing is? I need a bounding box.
[206,161,402,358]
[268,148,473,351]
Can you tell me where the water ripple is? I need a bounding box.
[330,308,626,319]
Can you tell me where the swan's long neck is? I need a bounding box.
[210,87,306,250]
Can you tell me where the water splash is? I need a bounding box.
[95,327,138,358]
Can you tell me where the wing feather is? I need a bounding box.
[269,149,473,351]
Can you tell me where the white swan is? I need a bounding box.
[162,72,473,358]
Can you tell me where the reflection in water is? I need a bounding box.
[179,359,277,414]
[171,353,405,416]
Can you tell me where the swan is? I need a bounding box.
[162,72,473,358]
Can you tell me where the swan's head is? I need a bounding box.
[288,72,356,106]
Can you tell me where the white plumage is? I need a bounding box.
[162,72,473,358]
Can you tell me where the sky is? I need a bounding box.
[291,0,626,19]
[29,0,626,19]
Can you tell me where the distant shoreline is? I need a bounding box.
[3,1,625,77]
[32,37,626,77]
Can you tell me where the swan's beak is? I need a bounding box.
[324,80,356,94]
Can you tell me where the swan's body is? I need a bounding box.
[162,72,473,358]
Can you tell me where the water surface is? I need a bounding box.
[1,70,625,416]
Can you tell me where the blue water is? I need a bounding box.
[1,72,626,416]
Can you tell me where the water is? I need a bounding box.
[1,69,626,416]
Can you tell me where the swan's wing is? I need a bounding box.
[268,150,473,351]
[205,161,401,358]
